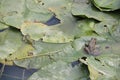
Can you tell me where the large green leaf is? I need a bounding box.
[25,0,53,22]
[27,61,89,80]
[0,28,22,59]
[0,0,74,29]
[14,41,80,69]
[71,0,119,22]
[0,0,25,28]
[71,0,120,41]
[14,40,87,69]
[26,0,73,21]
[75,19,117,39]
[20,17,78,43]
[91,0,120,11]
[20,0,79,43]
[0,0,53,29]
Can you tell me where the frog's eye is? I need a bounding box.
[85,44,88,47]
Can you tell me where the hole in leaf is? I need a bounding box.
[71,60,80,67]
[81,57,87,61]
[42,3,44,5]
[104,25,107,27]
[40,38,43,41]
[45,16,60,26]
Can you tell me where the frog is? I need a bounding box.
[84,38,101,56]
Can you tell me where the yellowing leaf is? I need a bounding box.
[21,21,77,43]
[7,43,34,60]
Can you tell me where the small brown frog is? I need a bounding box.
[84,38,101,56]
